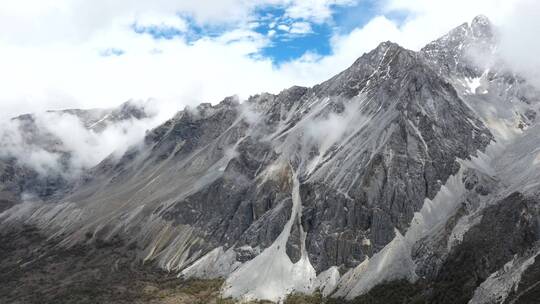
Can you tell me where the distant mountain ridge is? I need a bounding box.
[0,100,155,211]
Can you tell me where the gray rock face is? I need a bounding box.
[120,39,491,273]
[422,15,495,79]
[298,42,492,270]
[412,166,500,280]
[1,15,540,303]
[428,192,540,304]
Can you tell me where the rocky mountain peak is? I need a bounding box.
[355,40,409,67]
[433,15,494,48]
[471,14,493,37]
[421,15,496,78]
[315,41,418,98]
[114,100,151,120]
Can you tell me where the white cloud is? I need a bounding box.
[0,119,61,175]
[380,0,514,50]
[38,111,160,173]
[276,16,402,83]
[277,24,291,32]
[496,0,540,86]
[0,0,255,45]
[0,23,288,118]
[0,0,538,122]
[290,22,313,34]
[0,105,165,177]
[0,0,357,46]
[135,13,189,32]
[0,0,361,119]
[285,0,358,23]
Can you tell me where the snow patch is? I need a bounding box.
[466,77,482,94]
[313,266,341,296]
[223,169,317,302]
[334,230,416,299]
[534,152,540,165]
[180,247,241,279]
[447,214,483,250]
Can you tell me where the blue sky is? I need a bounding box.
[249,1,411,64]
[130,1,386,65]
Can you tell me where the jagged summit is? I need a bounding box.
[428,14,494,46]
[470,14,493,38]
[471,14,491,26]
[350,40,409,67]
[315,41,418,98]
[13,99,155,133]
[421,15,496,78]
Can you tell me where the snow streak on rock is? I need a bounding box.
[223,165,316,302]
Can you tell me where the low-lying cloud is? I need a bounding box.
[497,0,540,87]
[0,102,166,178]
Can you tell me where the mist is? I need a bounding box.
[0,101,167,178]
[497,0,540,87]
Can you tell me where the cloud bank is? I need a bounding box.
[0,0,538,119]
[0,102,165,177]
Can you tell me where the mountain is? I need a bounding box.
[0,100,155,212]
[1,16,540,304]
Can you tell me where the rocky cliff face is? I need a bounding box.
[1,16,540,304]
